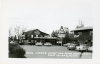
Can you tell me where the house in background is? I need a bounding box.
[51,26,69,44]
[70,26,93,46]
[22,29,57,45]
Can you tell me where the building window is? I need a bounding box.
[31,35,33,38]
[22,35,25,39]
[44,35,48,37]
[78,32,82,35]
[41,35,43,37]
[36,35,38,37]
[74,35,79,38]
[90,31,93,35]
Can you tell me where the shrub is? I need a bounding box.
[12,46,26,58]
[9,43,26,58]
[9,43,19,54]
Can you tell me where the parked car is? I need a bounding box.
[88,46,92,52]
[10,41,15,44]
[44,42,52,46]
[63,43,71,47]
[67,44,76,50]
[76,44,90,51]
[35,42,42,46]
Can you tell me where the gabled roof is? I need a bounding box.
[71,26,93,32]
[23,29,49,37]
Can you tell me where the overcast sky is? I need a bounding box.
[8,0,93,34]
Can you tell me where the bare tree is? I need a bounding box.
[12,25,27,43]
[9,27,13,42]
[21,26,27,35]
[14,25,27,39]
[14,26,20,37]
[9,27,12,37]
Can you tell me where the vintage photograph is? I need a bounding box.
[8,0,93,59]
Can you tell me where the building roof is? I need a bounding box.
[71,26,93,32]
[28,29,49,35]
[23,29,49,37]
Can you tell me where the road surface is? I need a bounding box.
[20,45,92,59]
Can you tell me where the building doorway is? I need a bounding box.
[50,40,55,45]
